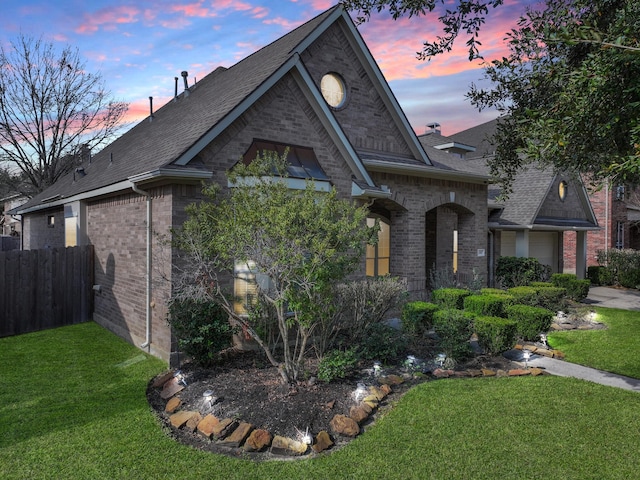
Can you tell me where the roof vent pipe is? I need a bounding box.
[181,70,189,94]
[149,96,154,121]
[174,77,178,101]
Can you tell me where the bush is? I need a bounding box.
[587,266,613,286]
[551,273,577,289]
[433,309,475,360]
[566,279,590,302]
[317,348,358,382]
[530,286,566,311]
[496,256,551,288]
[357,323,407,362]
[529,281,554,288]
[507,286,539,306]
[506,304,554,341]
[335,276,408,344]
[167,299,236,366]
[463,294,513,318]
[480,288,509,295]
[431,288,470,310]
[474,316,518,355]
[597,248,640,286]
[618,269,640,289]
[401,301,439,335]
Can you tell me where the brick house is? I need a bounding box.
[15,5,489,364]
[419,119,599,285]
[563,182,640,272]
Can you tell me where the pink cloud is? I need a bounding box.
[75,6,141,35]
[171,2,217,18]
[262,16,303,30]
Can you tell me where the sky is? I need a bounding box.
[1,0,540,137]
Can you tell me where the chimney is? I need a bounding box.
[425,122,441,135]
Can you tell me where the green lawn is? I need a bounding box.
[548,306,640,378]
[2,321,640,479]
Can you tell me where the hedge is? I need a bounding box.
[433,309,475,360]
[474,316,518,355]
[401,301,439,335]
[506,304,554,341]
[463,294,512,318]
[431,288,470,310]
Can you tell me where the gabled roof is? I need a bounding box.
[17,4,488,215]
[447,118,598,230]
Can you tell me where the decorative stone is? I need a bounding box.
[496,369,508,377]
[350,405,370,424]
[153,371,176,388]
[363,394,379,409]
[454,371,470,377]
[185,412,203,432]
[220,421,253,447]
[270,435,308,456]
[169,410,197,429]
[379,384,392,396]
[433,368,450,378]
[514,344,524,350]
[312,431,334,453]
[369,386,386,401]
[197,414,220,439]
[481,369,496,377]
[530,367,544,376]
[330,414,360,437]
[358,401,373,415]
[537,349,554,357]
[244,429,272,452]
[160,377,185,399]
[165,396,181,413]
[324,400,336,410]
[508,369,531,376]
[552,350,565,359]
[379,374,404,386]
[468,369,483,377]
[212,418,238,439]
[550,323,561,330]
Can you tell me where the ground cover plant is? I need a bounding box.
[3,322,640,479]
[547,306,640,378]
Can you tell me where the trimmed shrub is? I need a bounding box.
[507,286,539,306]
[167,299,236,366]
[317,348,358,382]
[587,266,613,286]
[496,256,552,288]
[529,281,554,288]
[463,294,513,318]
[357,322,407,362]
[433,309,475,360]
[506,304,554,341]
[432,288,471,310]
[551,273,577,289]
[474,316,518,355]
[530,285,566,311]
[566,279,591,302]
[480,288,509,295]
[618,269,640,289]
[401,301,439,335]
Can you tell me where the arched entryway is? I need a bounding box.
[425,203,477,288]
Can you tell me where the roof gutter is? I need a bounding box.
[362,158,489,184]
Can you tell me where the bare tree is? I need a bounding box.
[0,34,128,197]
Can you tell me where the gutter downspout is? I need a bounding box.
[131,182,152,350]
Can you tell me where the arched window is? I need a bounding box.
[366,217,390,277]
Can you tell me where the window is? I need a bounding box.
[558,180,568,201]
[366,217,390,277]
[320,73,346,108]
[616,221,625,249]
[47,215,55,228]
[234,261,257,315]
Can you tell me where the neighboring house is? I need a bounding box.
[563,182,640,272]
[1,194,24,251]
[419,119,600,285]
[14,5,489,364]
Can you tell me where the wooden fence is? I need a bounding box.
[0,245,94,337]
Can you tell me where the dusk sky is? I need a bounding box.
[1,0,540,137]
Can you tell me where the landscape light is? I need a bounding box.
[437,353,446,368]
[523,350,531,368]
[353,382,368,402]
[373,361,382,376]
[174,370,187,386]
[302,427,312,445]
[203,389,214,407]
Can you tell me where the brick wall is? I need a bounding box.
[22,208,65,249]
[88,186,175,363]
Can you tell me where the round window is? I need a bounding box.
[320,73,346,108]
[558,180,568,201]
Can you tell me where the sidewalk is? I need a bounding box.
[502,286,640,392]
